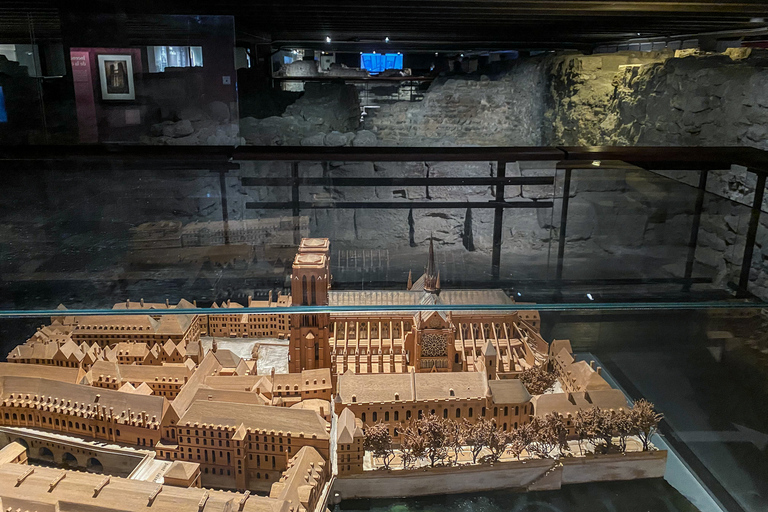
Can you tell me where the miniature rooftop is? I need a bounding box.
[0,362,83,384]
[0,375,167,425]
[0,462,283,512]
[328,289,514,307]
[89,361,193,382]
[337,371,531,404]
[178,400,329,438]
[532,389,629,417]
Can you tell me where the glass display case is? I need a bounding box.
[0,145,767,512]
[3,3,768,512]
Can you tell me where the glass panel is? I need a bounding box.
[0,12,237,145]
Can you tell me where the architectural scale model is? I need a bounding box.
[0,238,665,512]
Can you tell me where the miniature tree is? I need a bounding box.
[445,418,465,463]
[574,409,592,455]
[363,422,395,469]
[419,413,450,467]
[399,422,427,469]
[529,414,570,458]
[509,423,531,460]
[461,418,487,464]
[519,365,558,395]
[631,399,663,451]
[507,423,533,460]
[485,419,511,462]
[578,406,614,454]
[612,409,634,453]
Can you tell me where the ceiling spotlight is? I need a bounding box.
[385,37,390,43]
[435,52,439,56]
[750,17,765,23]
[325,36,331,43]
[460,53,464,57]
[636,32,641,36]
[397,52,401,55]
[592,160,601,167]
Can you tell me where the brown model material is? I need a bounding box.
[0,237,663,509]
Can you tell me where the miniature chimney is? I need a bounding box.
[589,361,595,369]
[140,298,144,307]
[271,367,275,380]
[165,298,170,306]
[268,290,273,302]
[126,299,130,307]
[596,366,602,376]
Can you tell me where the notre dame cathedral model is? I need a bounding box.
[289,237,548,377]
[0,236,664,512]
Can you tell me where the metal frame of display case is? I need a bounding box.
[2,145,767,299]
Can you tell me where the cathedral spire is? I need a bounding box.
[424,236,440,293]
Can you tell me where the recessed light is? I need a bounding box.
[592,160,601,167]
[325,36,331,43]
[385,37,390,43]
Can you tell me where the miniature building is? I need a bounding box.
[335,407,364,476]
[0,362,85,384]
[7,334,103,369]
[0,442,28,465]
[336,369,532,439]
[289,238,332,374]
[268,446,329,512]
[0,460,288,512]
[531,389,630,435]
[158,400,330,492]
[0,375,168,448]
[204,293,291,339]
[289,238,549,378]
[549,340,612,394]
[161,460,202,488]
[272,368,333,405]
[87,361,193,399]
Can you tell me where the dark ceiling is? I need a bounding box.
[2,1,768,51]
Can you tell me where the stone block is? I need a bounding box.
[352,130,378,146]
[300,133,326,146]
[324,131,348,147]
[162,119,194,138]
[206,101,230,123]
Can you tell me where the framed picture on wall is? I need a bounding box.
[97,54,135,100]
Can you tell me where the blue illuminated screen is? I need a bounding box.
[360,53,403,74]
[0,87,6,123]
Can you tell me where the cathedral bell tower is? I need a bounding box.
[289,238,331,373]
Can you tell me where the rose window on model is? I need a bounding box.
[420,333,448,357]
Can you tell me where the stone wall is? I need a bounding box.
[545,49,768,149]
[240,82,376,147]
[369,59,545,146]
[541,49,768,296]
